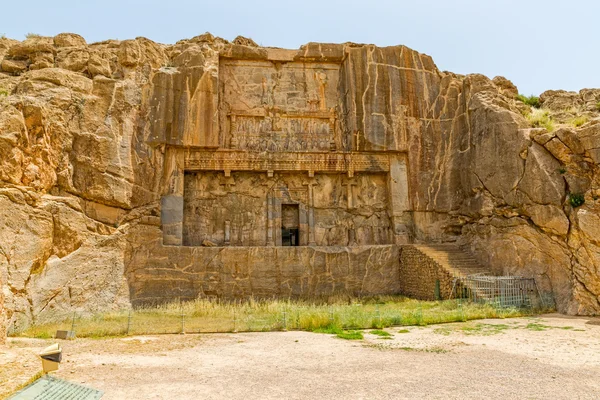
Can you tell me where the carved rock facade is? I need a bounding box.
[1,33,600,334]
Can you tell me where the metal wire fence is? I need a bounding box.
[8,297,545,339]
[452,275,546,309]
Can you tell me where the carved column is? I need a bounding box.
[224,220,231,246]
[273,191,282,246]
[161,147,185,246]
[387,154,412,244]
[303,178,317,246]
[342,177,358,209]
[267,191,275,246]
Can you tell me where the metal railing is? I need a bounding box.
[452,275,543,309]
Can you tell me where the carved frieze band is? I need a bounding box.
[184,151,392,173]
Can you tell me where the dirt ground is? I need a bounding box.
[2,314,600,399]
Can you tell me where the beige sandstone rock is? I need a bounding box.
[2,33,600,340]
[87,52,112,77]
[56,48,90,72]
[1,58,28,74]
[53,33,87,48]
[118,39,140,67]
[492,76,518,98]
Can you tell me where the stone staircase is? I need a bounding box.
[401,244,539,307]
[411,243,495,279]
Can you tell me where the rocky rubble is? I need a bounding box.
[1,32,599,337]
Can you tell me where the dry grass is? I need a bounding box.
[526,108,555,132]
[0,371,43,400]
[13,297,535,339]
[570,115,589,127]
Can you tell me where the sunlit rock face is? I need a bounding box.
[1,32,600,334]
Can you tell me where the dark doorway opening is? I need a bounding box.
[281,204,300,246]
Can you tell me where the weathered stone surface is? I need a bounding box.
[127,225,400,305]
[492,76,518,98]
[87,52,112,77]
[1,58,28,74]
[2,32,600,338]
[54,33,87,48]
[21,68,92,93]
[540,90,583,112]
[56,48,90,72]
[524,204,569,236]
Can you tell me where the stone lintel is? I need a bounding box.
[184,150,403,174]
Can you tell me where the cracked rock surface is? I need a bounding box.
[1,32,600,338]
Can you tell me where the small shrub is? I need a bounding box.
[595,102,600,112]
[571,115,588,127]
[516,94,541,108]
[526,108,555,132]
[569,193,585,208]
[558,167,567,174]
[0,88,8,97]
[25,33,42,39]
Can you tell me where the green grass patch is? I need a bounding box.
[524,322,551,331]
[516,94,541,108]
[370,329,392,337]
[312,325,342,335]
[435,323,511,336]
[461,323,510,335]
[397,329,410,333]
[336,330,364,340]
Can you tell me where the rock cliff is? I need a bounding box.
[1,32,599,335]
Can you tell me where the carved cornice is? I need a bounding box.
[184,150,397,173]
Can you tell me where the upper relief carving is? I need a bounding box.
[219,59,340,152]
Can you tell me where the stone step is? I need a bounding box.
[410,244,497,283]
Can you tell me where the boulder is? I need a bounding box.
[1,59,27,74]
[53,33,87,48]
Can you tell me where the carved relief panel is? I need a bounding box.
[182,171,392,247]
[219,59,340,152]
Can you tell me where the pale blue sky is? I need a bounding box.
[2,0,598,95]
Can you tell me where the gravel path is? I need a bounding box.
[2,314,600,399]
